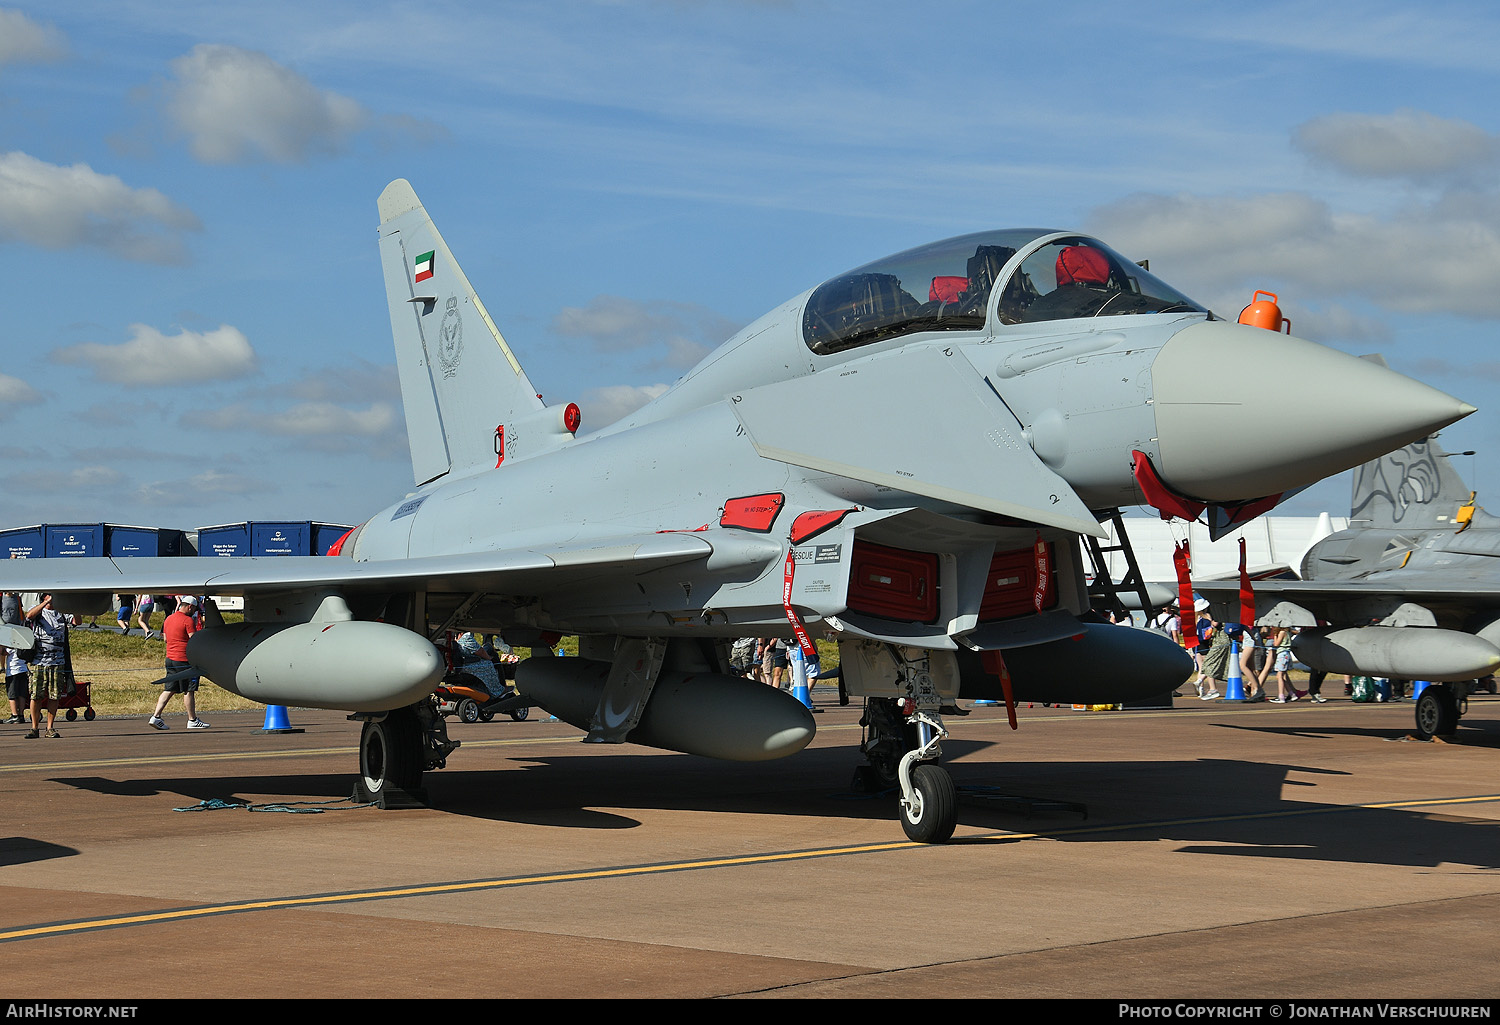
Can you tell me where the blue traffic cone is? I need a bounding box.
[789,645,813,710]
[1225,640,1246,701]
[261,704,301,734]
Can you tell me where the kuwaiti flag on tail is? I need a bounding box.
[413,250,435,283]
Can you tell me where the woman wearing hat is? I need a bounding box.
[1196,616,1232,701]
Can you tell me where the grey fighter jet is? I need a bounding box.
[1,180,1475,842]
[1199,435,1500,740]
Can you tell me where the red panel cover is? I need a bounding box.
[720,493,785,532]
[979,543,1056,620]
[847,540,938,623]
[790,508,855,545]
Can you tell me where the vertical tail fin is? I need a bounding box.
[1349,435,1473,528]
[378,179,544,486]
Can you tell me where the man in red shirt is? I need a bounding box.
[148,595,209,731]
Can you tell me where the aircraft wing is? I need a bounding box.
[0,530,778,598]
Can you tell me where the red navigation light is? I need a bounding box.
[564,402,581,433]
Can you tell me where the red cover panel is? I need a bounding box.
[847,540,938,623]
[720,493,785,532]
[979,543,1057,620]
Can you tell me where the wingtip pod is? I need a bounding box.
[1151,322,1475,502]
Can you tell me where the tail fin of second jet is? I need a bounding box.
[1349,434,1477,529]
[378,179,545,486]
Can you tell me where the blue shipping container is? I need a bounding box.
[0,525,44,559]
[197,522,251,557]
[312,522,354,555]
[46,524,105,558]
[251,521,310,556]
[107,525,185,557]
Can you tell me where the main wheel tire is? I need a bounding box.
[1414,687,1459,739]
[510,706,529,722]
[358,710,423,802]
[458,698,481,724]
[478,710,495,722]
[899,763,958,843]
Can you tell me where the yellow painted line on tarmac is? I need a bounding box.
[967,793,1500,843]
[0,838,924,944]
[4,792,1497,945]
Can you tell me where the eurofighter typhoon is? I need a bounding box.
[4,180,1474,842]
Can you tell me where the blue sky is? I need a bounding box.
[2,0,1499,536]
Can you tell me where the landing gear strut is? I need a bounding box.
[852,646,958,843]
[353,701,460,808]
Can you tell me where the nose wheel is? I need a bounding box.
[850,647,962,843]
[899,762,957,843]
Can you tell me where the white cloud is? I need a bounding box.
[182,398,406,459]
[53,324,259,386]
[281,360,400,404]
[579,383,671,430]
[0,9,66,68]
[187,399,397,437]
[29,465,127,495]
[553,295,737,370]
[1294,109,1498,182]
[1087,190,1500,319]
[264,401,399,437]
[0,151,200,263]
[0,373,42,408]
[164,44,367,164]
[135,469,270,508]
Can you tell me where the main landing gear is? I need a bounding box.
[1414,683,1463,741]
[353,701,460,808]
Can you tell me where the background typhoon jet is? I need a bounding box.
[1199,435,1500,741]
[1,180,1474,842]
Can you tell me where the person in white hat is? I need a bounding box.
[1184,596,1212,697]
[147,595,209,730]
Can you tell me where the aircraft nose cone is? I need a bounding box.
[1151,321,1474,502]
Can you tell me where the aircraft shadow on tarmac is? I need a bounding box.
[45,734,1500,871]
[0,837,79,868]
[1210,717,1500,749]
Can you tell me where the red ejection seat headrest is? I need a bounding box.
[1055,246,1111,286]
[929,275,968,303]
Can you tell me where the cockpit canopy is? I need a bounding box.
[802,229,1207,355]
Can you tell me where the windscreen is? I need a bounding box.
[997,236,1207,325]
[802,230,1048,354]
